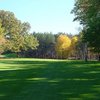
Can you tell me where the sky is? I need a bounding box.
[0,0,81,34]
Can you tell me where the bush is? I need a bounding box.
[5,53,17,58]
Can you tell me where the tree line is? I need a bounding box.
[0,9,99,61]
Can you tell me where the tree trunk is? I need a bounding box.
[98,54,100,61]
[85,54,88,62]
[17,52,20,58]
[84,43,88,62]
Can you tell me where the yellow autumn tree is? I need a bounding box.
[70,36,78,57]
[55,34,71,59]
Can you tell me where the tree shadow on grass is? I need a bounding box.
[0,60,100,100]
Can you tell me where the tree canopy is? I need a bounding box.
[55,34,71,58]
[72,0,100,54]
[0,10,39,55]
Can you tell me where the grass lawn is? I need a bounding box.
[0,58,100,100]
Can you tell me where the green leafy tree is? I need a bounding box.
[72,0,100,60]
[23,34,39,51]
[0,10,39,57]
[0,21,5,54]
[6,34,24,53]
[33,32,56,58]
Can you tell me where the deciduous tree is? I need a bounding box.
[55,34,71,59]
[72,0,100,60]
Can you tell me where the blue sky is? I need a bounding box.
[0,0,80,34]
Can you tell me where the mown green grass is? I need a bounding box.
[0,58,100,100]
